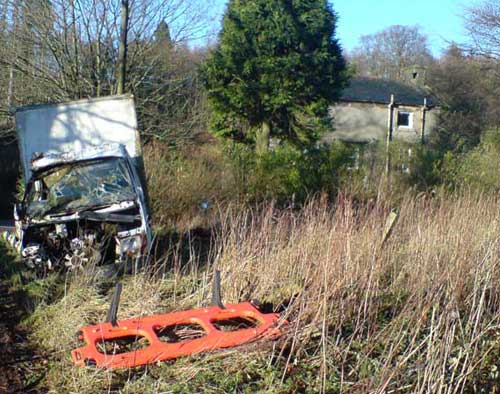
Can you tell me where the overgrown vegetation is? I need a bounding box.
[0,0,498,392]
[441,128,500,192]
[144,140,358,229]
[0,241,64,314]
[144,128,500,232]
[4,192,497,393]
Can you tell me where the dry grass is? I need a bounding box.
[144,142,245,230]
[214,193,499,392]
[23,192,499,393]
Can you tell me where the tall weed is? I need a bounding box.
[23,192,500,393]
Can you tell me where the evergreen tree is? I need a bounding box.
[202,0,347,154]
[154,20,172,46]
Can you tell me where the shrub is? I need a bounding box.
[144,141,356,229]
[144,142,243,229]
[251,142,356,203]
[441,128,500,192]
[335,140,442,202]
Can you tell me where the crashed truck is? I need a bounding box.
[5,95,152,271]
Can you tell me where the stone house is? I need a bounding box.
[326,78,440,145]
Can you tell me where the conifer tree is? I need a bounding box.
[202,0,346,154]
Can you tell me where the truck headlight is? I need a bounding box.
[117,235,143,257]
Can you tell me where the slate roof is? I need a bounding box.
[340,78,438,107]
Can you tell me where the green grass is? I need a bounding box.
[0,239,22,281]
[0,240,64,314]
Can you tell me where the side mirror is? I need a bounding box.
[14,203,22,221]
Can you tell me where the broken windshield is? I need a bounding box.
[26,158,136,219]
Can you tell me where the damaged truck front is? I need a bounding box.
[7,95,152,272]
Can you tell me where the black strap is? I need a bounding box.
[106,283,122,327]
[211,270,225,309]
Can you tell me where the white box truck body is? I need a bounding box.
[8,95,152,272]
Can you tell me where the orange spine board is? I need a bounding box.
[72,302,283,369]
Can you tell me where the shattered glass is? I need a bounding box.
[26,158,136,220]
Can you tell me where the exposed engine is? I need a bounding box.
[64,234,101,270]
[18,220,116,272]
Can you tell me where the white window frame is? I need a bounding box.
[397,111,413,129]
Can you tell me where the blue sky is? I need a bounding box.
[206,0,469,56]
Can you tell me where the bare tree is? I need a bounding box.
[1,0,213,97]
[461,0,500,133]
[463,0,500,60]
[350,25,434,81]
[116,0,130,94]
[428,44,500,151]
[0,0,214,140]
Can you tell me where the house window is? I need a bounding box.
[397,111,412,128]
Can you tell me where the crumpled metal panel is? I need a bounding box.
[31,143,127,172]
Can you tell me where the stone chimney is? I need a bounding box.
[404,65,427,88]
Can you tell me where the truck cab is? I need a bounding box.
[10,95,152,271]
